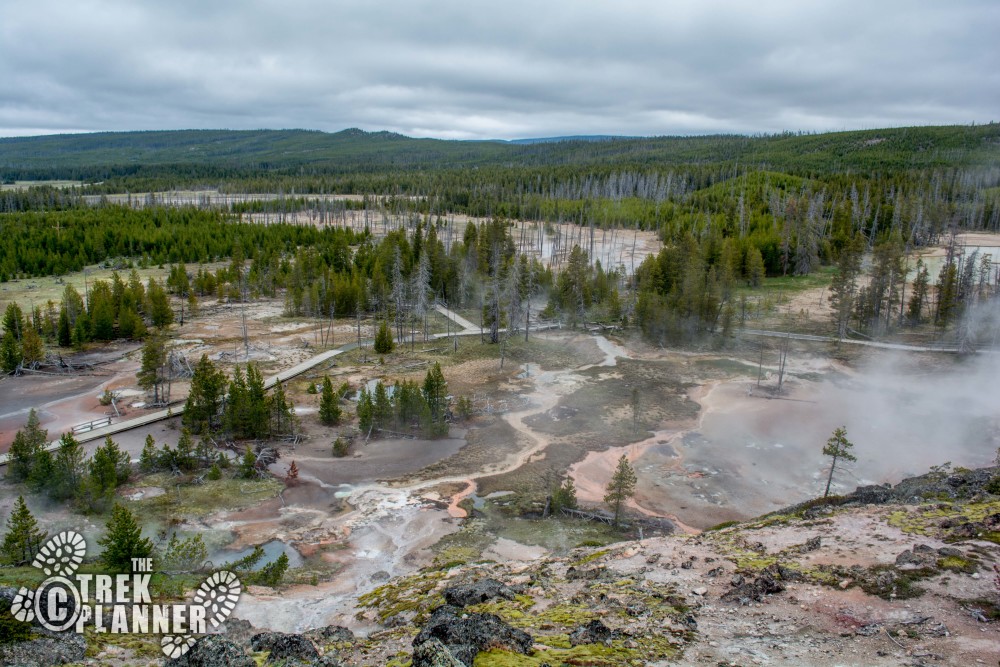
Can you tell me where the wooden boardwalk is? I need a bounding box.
[0,305,565,467]
[0,348,348,466]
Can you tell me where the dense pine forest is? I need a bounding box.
[1,124,999,368]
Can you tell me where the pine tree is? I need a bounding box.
[57,306,72,347]
[604,454,637,528]
[746,246,767,287]
[357,388,374,434]
[139,434,159,473]
[27,448,54,495]
[238,448,258,479]
[137,335,167,404]
[1,496,46,565]
[829,237,863,338]
[249,552,289,586]
[19,326,44,367]
[146,278,174,329]
[98,504,153,573]
[422,362,448,424]
[550,478,578,514]
[89,436,131,494]
[2,303,24,342]
[907,259,930,325]
[244,364,268,439]
[319,376,341,425]
[160,533,207,572]
[822,426,857,498]
[372,381,392,430]
[286,461,299,484]
[268,381,295,436]
[183,354,227,433]
[50,432,85,501]
[174,428,196,471]
[7,409,48,482]
[374,320,394,354]
[0,330,19,373]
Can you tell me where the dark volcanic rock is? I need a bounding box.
[413,605,533,667]
[722,571,785,605]
[569,619,619,646]
[218,618,258,645]
[411,637,466,667]
[163,635,255,667]
[308,624,355,642]
[0,635,86,667]
[442,578,516,607]
[250,632,322,664]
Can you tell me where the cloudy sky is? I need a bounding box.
[1,0,997,140]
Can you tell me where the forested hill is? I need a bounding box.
[1,124,998,181]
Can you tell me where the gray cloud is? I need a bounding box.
[1,0,997,139]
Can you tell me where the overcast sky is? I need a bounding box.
[1,0,997,140]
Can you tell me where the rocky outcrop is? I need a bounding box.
[722,569,786,605]
[0,635,86,667]
[442,578,516,607]
[412,604,533,667]
[163,635,255,667]
[411,637,466,667]
[250,632,325,665]
[308,624,355,643]
[568,619,620,646]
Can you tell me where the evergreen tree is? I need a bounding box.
[357,388,374,434]
[286,460,299,484]
[117,305,146,339]
[137,334,167,404]
[908,258,930,325]
[244,364,264,435]
[422,362,448,424]
[2,303,25,342]
[550,478,578,514]
[745,246,767,288]
[71,311,92,349]
[139,434,159,473]
[332,436,349,457]
[319,376,341,425]
[174,428,196,471]
[27,448,54,495]
[146,278,174,329]
[268,381,295,436]
[372,381,392,430]
[248,552,289,587]
[183,354,227,433]
[604,454,637,528]
[224,365,248,436]
[57,305,72,347]
[0,330,19,373]
[6,409,48,482]
[88,436,131,494]
[160,533,207,572]
[50,432,85,501]
[1,496,46,565]
[98,504,153,573]
[238,448,258,479]
[373,320,394,354]
[829,237,863,338]
[822,426,857,498]
[19,326,44,367]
